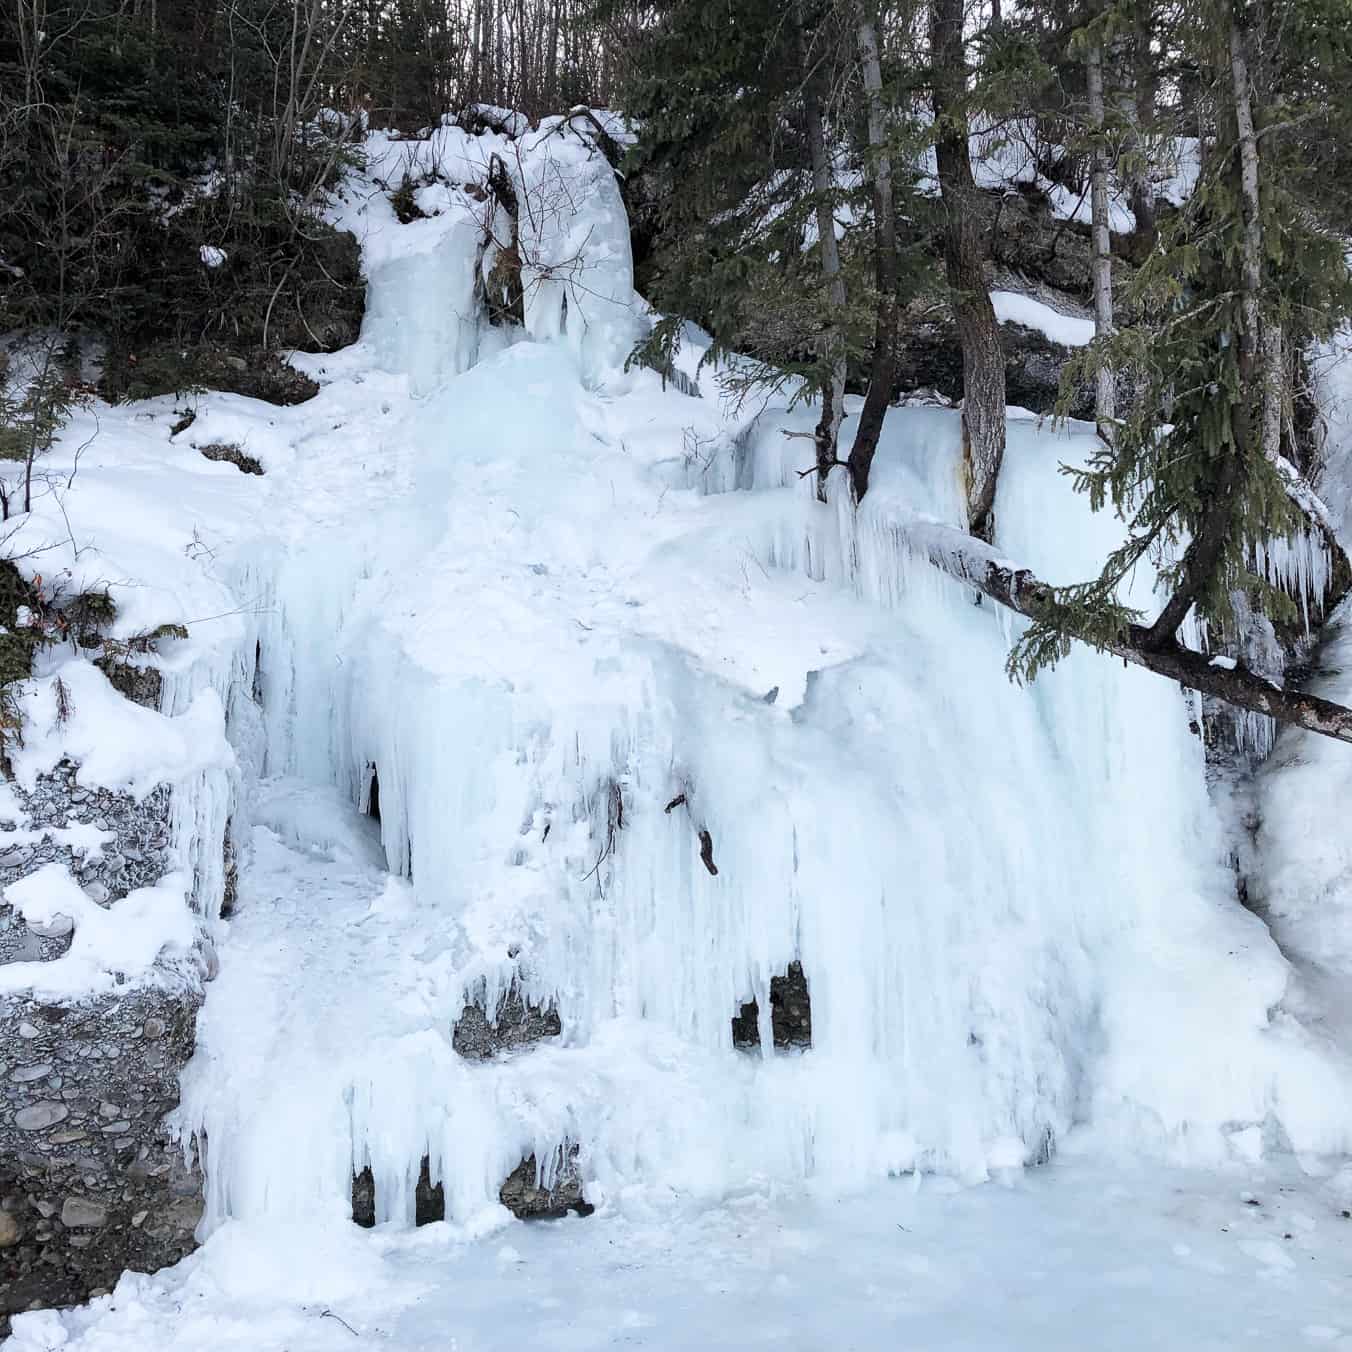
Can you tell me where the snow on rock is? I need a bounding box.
[991,290,1096,347]
[10,662,231,800]
[0,861,196,999]
[513,125,639,376]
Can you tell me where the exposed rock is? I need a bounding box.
[732,961,812,1051]
[415,1156,445,1225]
[351,1167,375,1227]
[96,658,163,708]
[0,989,204,1331]
[9,1064,52,1084]
[60,1198,107,1229]
[452,986,561,1059]
[499,1145,591,1220]
[198,443,264,477]
[0,1211,20,1248]
[0,767,173,944]
[14,1102,68,1130]
[0,747,206,1331]
[350,1156,446,1227]
[987,187,1134,303]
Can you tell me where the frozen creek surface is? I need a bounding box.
[6,124,1352,1348]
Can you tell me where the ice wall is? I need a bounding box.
[181,123,1352,1235]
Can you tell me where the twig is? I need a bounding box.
[318,1309,358,1336]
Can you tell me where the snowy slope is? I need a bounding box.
[6,119,1352,1351]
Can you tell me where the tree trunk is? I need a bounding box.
[846,3,898,502]
[1085,22,1115,442]
[893,514,1352,745]
[1126,0,1157,256]
[930,0,1004,540]
[1142,12,1264,650]
[800,4,847,502]
[1231,14,1262,372]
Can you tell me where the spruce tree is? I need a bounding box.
[1012,0,1352,679]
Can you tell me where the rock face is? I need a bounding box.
[350,1166,376,1228]
[349,1157,447,1227]
[732,961,812,1051]
[352,1149,588,1226]
[499,1145,592,1219]
[0,769,171,932]
[0,992,203,1330]
[0,765,208,1332]
[452,986,561,1059]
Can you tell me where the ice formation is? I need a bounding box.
[148,122,1352,1239]
[13,121,1352,1253]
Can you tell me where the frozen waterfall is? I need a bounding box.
[168,122,1352,1241]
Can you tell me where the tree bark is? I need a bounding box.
[930,0,1004,540]
[800,4,847,502]
[846,3,898,502]
[1085,21,1115,441]
[895,514,1352,744]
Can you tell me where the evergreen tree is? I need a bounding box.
[618,0,932,498]
[1012,0,1352,679]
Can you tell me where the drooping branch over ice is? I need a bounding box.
[900,514,1352,744]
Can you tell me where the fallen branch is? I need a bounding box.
[698,829,719,876]
[899,513,1352,745]
[663,787,719,874]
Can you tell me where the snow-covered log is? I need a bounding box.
[901,514,1352,744]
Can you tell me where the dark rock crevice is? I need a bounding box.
[732,961,812,1051]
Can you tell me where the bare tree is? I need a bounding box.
[799,1,848,502]
[1083,8,1115,442]
[845,1,900,501]
[930,0,1004,540]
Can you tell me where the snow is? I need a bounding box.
[0,861,196,999]
[1250,600,1352,1007]
[991,290,1096,347]
[9,1158,1352,1351]
[9,662,232,798]
[2,118,1350,1349]
[1314,326,1352,548]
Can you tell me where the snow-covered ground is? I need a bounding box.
[11,1150,1352,1351]
[4,121,1352,1349]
